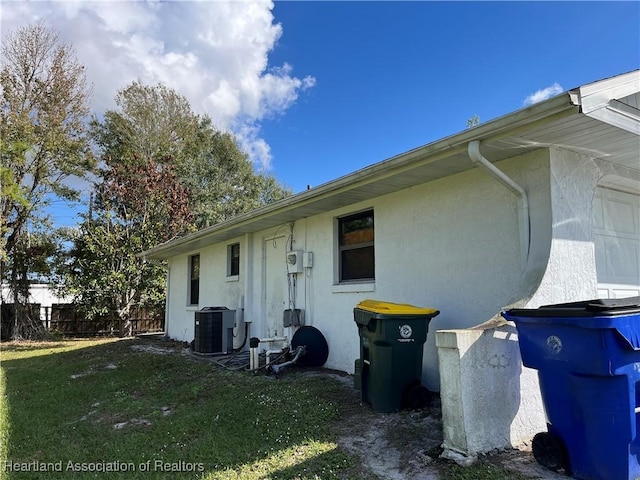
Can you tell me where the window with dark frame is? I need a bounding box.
[188,254,200,305]
[228,243,240,277]
[338,210,375,282]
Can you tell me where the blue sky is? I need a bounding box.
[2,1,639,227]
[265,1,640,191]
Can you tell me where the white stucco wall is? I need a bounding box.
[532,148,640,305]
[162,144,638,457]
[437,146,640,457]
[163,148,549,387]
[293,150,548,389]
[165,238,246,343]
[165,253,191,342]
[528,148,601,305]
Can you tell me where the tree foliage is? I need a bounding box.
[179,128,290,228]
[91,81,200,166]
[91,82,290,228]
[58,82,291,335]
[0,22,93,338]
[0,142,29,262]
[466,114,481,128]
[58,155,193,331]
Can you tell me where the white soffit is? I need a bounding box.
[141,71,640,260]
[576,70,640,135]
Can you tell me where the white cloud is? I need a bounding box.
[0,0,314,170]
[235,123,273,171]
[523,83,564,106]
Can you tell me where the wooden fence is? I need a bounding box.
[46,304,164,336]
[1,303,164,338]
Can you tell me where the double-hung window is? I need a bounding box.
[338,209,375,282]
[188,254,200,306]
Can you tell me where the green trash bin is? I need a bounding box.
[354,299,439,412]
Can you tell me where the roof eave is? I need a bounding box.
[139,92,579,261]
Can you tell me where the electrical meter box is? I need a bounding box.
[286,250,304,273]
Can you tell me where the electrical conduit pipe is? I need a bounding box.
[467,140,530,271]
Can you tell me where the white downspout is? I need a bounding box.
[468,141,530,270]
[164,266,171,337]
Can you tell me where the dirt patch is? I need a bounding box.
[113,418,152,429]
[70,363,117,379]
[338,409,442,480]
[130,344,176,355]
[297,370,564,480]
[334,394,442,479]
[483,447,567,479]
[298,370,441,480]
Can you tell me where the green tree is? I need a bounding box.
[57,158,191,333]
[466,114,481,128]
[91,82,291,228]
[0,22,93,338]
[0,142,29,261]
[91,81,200,166]
[180,128,290,228]
[59,82,291,335]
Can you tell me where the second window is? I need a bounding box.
[338,209,375,282]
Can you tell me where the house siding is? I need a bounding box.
[437,146,640,456]
[150,70,640,457]
[530,146,640,307]
[163,144,637,388]
[163,148,552,389]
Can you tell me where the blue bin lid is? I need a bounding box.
[502,296,640,349]
[504,297,640,318]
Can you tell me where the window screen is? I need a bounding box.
[338,210,374,282]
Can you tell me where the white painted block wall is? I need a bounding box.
[164,148,548,389]
[162,145,639,457]
[436,147,640,457]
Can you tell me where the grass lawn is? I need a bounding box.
[0,337,528,480]
[0,338,366,480]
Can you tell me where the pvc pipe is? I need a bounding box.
[259,336,287,344]
[468,141,530,270]
[265,348,283,366]
[250,347,260,370]
[248,336,288,370]
[271,346,306,374]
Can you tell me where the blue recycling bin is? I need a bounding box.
[502,297,640,480]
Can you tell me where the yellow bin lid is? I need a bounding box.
[356,299,438,315]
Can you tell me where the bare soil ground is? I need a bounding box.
[297,370,567,480]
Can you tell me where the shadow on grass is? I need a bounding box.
[0,337,370,479]
[1,340,81,353]
[0,338,124,360]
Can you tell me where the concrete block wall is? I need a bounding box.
[436,322,546,457]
